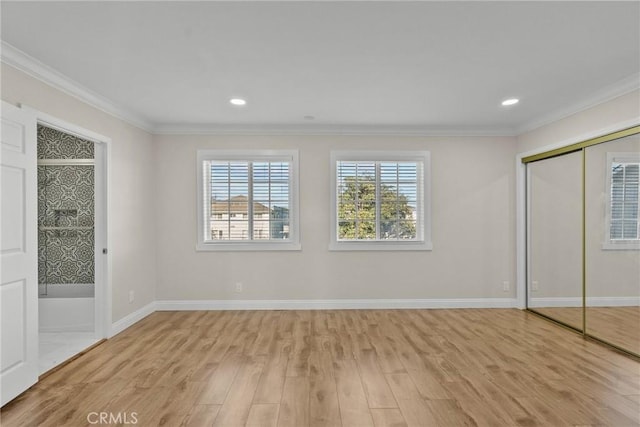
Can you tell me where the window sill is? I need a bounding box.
[196,242,302,252]
[602,241,640,251]
[329,241,433,252]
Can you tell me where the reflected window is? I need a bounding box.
[606,153,640,248]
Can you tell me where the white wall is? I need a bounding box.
[7,59,634,310]
[154,134,517,301]
[517,90,640,154]
[1,64,157,323]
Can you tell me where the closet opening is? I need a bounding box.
[523,125,640,358]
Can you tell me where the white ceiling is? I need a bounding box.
[1,1,639,135]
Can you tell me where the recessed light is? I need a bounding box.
[501,98,519,106]
[230,98,246,106]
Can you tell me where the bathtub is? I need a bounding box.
[39,284,95,332]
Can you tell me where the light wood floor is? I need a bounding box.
[2,309,639,426]
[531,306,640,355]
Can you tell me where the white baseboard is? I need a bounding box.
[109,301,156,337]
[107,298,519,337]
[529,296,639,308]
[100,296,638,339]
[155,298,518,311]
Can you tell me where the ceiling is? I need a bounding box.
[1,1,639,135]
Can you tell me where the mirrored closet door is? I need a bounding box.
[528,151,583,331]
[525,126,640,358]
[585,133,640,355]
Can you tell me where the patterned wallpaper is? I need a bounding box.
[38,125,95,285]
[38,125,94,159]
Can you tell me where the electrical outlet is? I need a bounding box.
[129,290,135,303]
[235,282,243,293]
[531,281,539,292]
[502,281,510,292]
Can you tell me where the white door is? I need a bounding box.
[0,101,38,407]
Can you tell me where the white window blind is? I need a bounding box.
[197,150,299,251]
[331,151,431,251]
[337,161,420,240]
[610,160,639,240]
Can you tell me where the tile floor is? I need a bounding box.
[39,332,99,374]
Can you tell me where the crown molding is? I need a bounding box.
[152,123,516,137]
[0,41,514,137]
[517,72,640,135]
[1,41,154,132]
[3,40,637,138]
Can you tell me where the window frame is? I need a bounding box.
[329,150,432,251]
[603,152,640,250]
[196,149,300,251]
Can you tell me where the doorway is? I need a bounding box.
[34,118,109,375]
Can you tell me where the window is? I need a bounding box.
[605,152,640,250]
[197,150,300,251]
[330,151,432,251]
